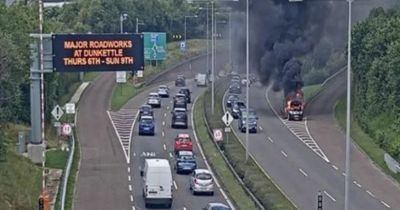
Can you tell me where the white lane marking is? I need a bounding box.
[130,195,134,202]
[163,144,167,150]
[183,208,187,210]
[353,180,362,188]
[173,180,178,190]
[164,113,167,117]
[324,191,337,202]
[163,121,165,126]
[128,175,131,181]
[332,165,339,170]
[128,167,131,173]
[133,152,136,157]
[268,137,274,143]
[298,168,308,177]
[129,185,132,192]
[169,152,173,158]
[342,172,346,177]
[281,150,288,158]
[381,201,391,208]
[132,206,136,210]
[162,131,165,137]
[366,190,375,198]
[167,106,170,110]
[259,126,263,131]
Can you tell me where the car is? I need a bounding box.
[174,133,193,153]
[228,82,241,94]
[157,85,169,98]
[226,94,239,108]
[202,203,231,210]
[230,74,241,83]
[147,92,161,108]
[238,115,258,133]
[238,108,257,119]
[173,93,187,109]
[175,75,186,87]
[138,104,153,118]
[138,116,155,135]
[175,151,197,174]
[171,108,188,129]
[179,88,191,103]
[231,100,246,119]
[189,169,214,195]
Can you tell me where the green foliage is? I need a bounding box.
[352,7,400,160]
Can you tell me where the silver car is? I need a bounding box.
[202,203,231,210]
[157,85,169,98]
[189,169,214,195]
[147,92,161,108]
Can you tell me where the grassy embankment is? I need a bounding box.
[335,98,400,183]
[111,39,212,110]
[193,94,260,210]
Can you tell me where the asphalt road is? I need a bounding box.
[223,81,392,210]
[74,52,229,210]
[306,71,400,209]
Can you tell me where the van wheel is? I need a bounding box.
[210,191,214,196]
[166,203,172,208]
[145,203,150,208]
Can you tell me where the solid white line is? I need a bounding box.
[128,175,131,181]
[324,191,337,202]
[281,150,288,158]
[353,180,362,188]
[332,165,339,170]
[130,195,134,202]
[381,201,391,208]
[163,144,167,150]
[173,181,178,190]
[268,137,274,143]
[129,185,132,192]
[366,190,375,198]
[298,168,308,177]
[128,167,131,173]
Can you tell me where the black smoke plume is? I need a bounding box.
[248,0,332,94]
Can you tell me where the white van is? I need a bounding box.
[141,159,173,208]
[196,73,207,87]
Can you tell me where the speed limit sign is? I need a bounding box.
[213,129,223,142]
[61,124,72,136]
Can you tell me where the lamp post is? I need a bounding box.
[245,0,249,162]
[198,5,210,77]
[184,15,199,48]
[216,10,232,72]
[120,13,128,33]
[135,18,145,33]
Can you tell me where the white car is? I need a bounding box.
[158,85,169,98]
[147,92,161,108]
[189,169,214,195]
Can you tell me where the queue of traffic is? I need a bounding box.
[137,75,230,209]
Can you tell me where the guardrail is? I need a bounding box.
[60,129,75,210]
[202,79,266,210]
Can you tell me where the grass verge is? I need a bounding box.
[203,82,296,210]
[46,149,68,169]
[335,98,400,183]
[111,82,145,110]
[0,124,41,210]
[193,94,260,210]
[302,84,322,103]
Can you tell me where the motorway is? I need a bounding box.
[74,53,230,210]
[224,78,397,209]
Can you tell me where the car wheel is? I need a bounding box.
[210,191,214,196]
[166,203,172,209]
[192,190,196,195]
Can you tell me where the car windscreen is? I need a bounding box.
[211,206,230,210]
[177,137,190,143]
[141,119,153,124]
[196,173,212,180]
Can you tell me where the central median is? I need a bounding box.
[193,80,296,210]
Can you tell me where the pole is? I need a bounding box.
[228,11,232,71]
[184,17,187,48]
[120,15,123,33]
[317,191,323,210]
[136,18,139,33]
[39,0,46,192]
[245,0,249,162]
[344,1,353,210]
[206,3,209,76]
[211,1,215,114]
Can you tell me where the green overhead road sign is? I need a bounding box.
[143,32,166,60]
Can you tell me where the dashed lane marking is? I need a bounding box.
[342,172,346,177]
[162,131,165,137]
[128,167,130,173]
[128,175,131,181]
[183,208,187,210]
[129,185,132,192]
[132,206,136,210]
[130,195,134,202]
[381,201,391,209]
[259,126,263,131]
[164,113,167,117]
[163,144,167,150]
[298,168,308,177]
[107,109,138,163]
[265,88,330,163]
[281,150,288,158]
[173,180,178,190]
[366,190,375,198]
[163,121,165,126]
[332,165,339,170]
[353,180,362,188]
[268,137,274,143]
[324,190,337,202]
[169,152,173,158]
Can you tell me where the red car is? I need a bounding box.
[174,134,193,153]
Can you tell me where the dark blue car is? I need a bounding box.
[138,116,155,136]
[175,151,197,174]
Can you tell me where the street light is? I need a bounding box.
[215,9,232,72]
[120,13,128,33]
[245,0,249,162]
[198,5,210,79]
[136,18,145,33]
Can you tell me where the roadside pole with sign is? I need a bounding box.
[222,111,234,145]
[116,71,127,95]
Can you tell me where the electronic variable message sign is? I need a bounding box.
[52,34,144,72]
